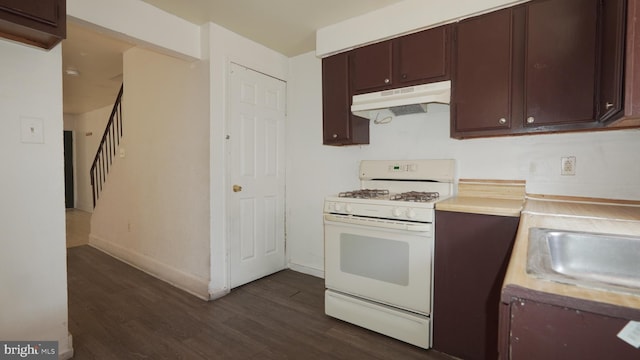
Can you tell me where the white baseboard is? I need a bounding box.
[288,262,324,279]
[58,334,73,360]
[207,287,230,300]
[89,235,210,300]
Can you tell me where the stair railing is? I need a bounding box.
[90,84,123,208]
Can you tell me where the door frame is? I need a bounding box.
[63,130,77,209]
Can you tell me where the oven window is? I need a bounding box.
[340,234,409,286]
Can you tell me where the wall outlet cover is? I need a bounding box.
[561,156,576,176]
[20,117,44,144]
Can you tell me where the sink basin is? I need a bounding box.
[527,228,640,294]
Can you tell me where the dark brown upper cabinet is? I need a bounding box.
[603,0,640,134]
[322,52,369,146]
[351,40,394,93]
[351,25,451,94]
[0,0,66,50]
[451,0,626,139]
[622,0,640,121]
[524,0,598,127]
[452,8,514,133]
[322,24,451,146]
[598,0,627,123]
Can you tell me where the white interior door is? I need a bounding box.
[227,63,286,288]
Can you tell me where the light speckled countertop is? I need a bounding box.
[436,196,524,217]
[503,197,640,310]
[435,179,525,217]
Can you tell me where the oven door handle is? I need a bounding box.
[324,214,432,232]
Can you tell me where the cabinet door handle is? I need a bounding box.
[332,134,338,139]
[384,78,390,84]
[526,116,535,124]
[401,74,407,79]
[605,102,614,110]
[499,118,507,125]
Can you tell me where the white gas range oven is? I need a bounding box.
[323,159,455,349]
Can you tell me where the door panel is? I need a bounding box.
[598,0,626,122]
[324,220,432,314]
[351,40,393,93]
[453,8,513,133]
[525,0,598,126]
[396,26,450,85]
[322,53,369,145]
[228,63,286,288]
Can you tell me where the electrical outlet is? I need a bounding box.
[561,156,576,176]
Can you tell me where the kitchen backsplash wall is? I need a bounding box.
[286,51,640,277]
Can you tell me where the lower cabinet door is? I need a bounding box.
[510,299,639,359]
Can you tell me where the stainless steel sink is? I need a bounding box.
[527,228,640,294]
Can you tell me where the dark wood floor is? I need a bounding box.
[67,246,455,359]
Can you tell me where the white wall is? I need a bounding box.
[204,22,289,298]
[63,113,77,131]
[67,0,202,60]
[70,105,112,212]
[286,51,640,277]
[316,0,527,56]
[89,47,211,299]
[0,40,73,358]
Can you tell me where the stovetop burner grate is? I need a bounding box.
[391,191,440,202]
[339,189,389,199]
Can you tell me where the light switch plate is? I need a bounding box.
[20,117,44,144]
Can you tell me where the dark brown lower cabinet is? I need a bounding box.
[433,210,519,360]
[500,287,640,359]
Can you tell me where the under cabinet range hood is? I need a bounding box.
[351,80,451,118]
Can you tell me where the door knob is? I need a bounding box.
[233,184,243,192]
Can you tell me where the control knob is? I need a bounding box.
[392,207,403,217]
[407,208,417,219]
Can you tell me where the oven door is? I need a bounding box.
[324,214,433,315]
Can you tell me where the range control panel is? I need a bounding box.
[360,159,455,182]
[389,163,418,172]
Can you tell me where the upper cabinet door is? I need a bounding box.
[598,0,626,123]
[452,8,513,134]
[395,26,450,85]
[322,53,370,146]
[323,53,352,144]
[351,40,393,93]
[524,0,598,127]
[0,0,66,49]
[0,0,59,25]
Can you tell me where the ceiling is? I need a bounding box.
[63,0,405,114]
[62,23,133,114]
[140,0,405,56]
